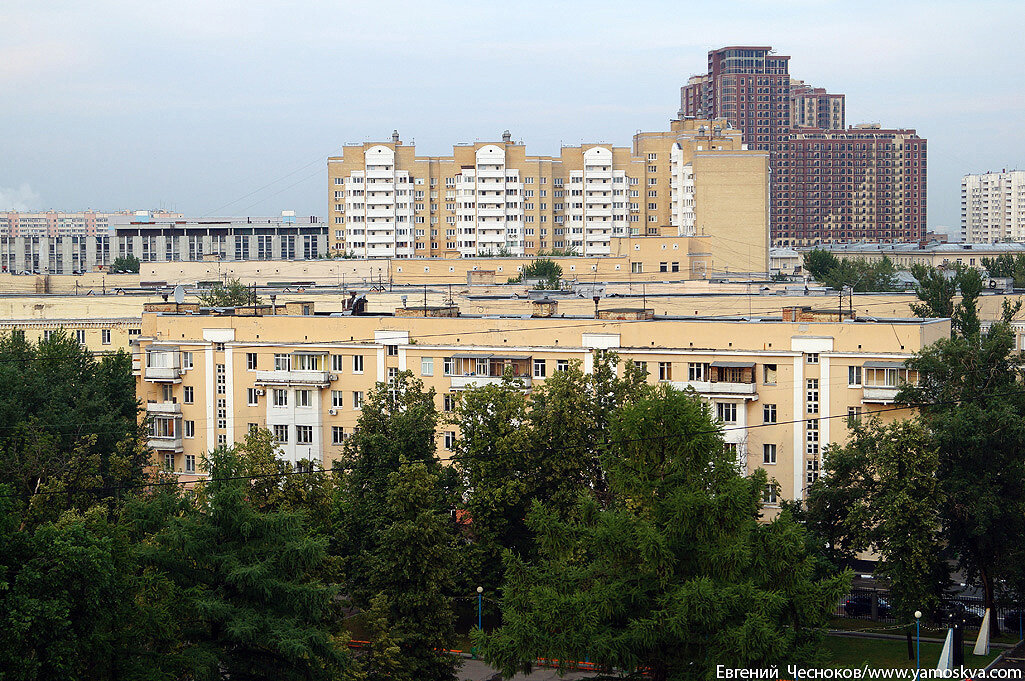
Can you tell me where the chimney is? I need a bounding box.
[531,297,557,318]
[392,130,400,144]
[502,130,512,143]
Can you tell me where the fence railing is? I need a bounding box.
[835,588,1025,632]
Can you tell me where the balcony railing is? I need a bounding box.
[862,386,900,403]
[671,380,758,398]
[148,434,184,452]
[146,401,181,415]
[450,375,531,389]
[255,369,332,387]
[144,366,182,382]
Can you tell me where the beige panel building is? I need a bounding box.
[327,118,768,271]
[135,302,947,505]
[962,170,1025,243]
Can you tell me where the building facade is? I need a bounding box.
[0,210,180,238]
[326,118,769,261]
[680,46,927,247]
[0,211,328,274]
[962,170,1025,242]
[135,302,947,504]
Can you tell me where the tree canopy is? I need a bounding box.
[197,277,260,307]
[109,254,141,274]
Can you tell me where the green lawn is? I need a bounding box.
[821,635,1000,669]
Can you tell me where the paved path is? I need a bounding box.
[458,658,594,680]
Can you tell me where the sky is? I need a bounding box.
[1,0,1023,235]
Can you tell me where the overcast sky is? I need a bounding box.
[2,0,1022,234]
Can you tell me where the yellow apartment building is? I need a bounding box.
[0,317,140,353]
[135,301,948,506]
[326,118,768,274]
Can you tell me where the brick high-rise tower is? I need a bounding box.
[681,46,926,246]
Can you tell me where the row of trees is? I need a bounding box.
[803,249,904,291]
[797,269,1025,632]
[0,331,845,679]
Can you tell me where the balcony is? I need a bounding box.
[862,386,900,403]
[146,401,181,415]
[148,434,183,453]
[445,354,532,390]
[255,369,331,387]
[144,365,182,382]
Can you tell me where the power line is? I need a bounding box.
[6,384,1025,500]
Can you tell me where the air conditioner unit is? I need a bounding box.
[328,408,338,416]
[328,374,338,381]
[255,388,265,396]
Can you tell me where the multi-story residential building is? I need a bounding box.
[326,118,769,261]
[0,211,327,274]
[680,46,927,247]
[135,301,947,504]
[962,170,1025,242]
[806,240,1025,271]
[0,317,141,353]
[789,79,845,130]
[0,210,180,238]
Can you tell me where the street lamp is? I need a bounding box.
[476,586,484,631]
[914,610,922,677]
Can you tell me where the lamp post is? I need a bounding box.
[476,586,484,631]
[914,610,922,678]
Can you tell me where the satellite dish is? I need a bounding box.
[172,285,185,305]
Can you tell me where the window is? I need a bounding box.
[332,354,345,372]
[443,431,456,450]
[294,354,321,371]
[216,364,225,395]
[385,345,398,357]
[631,262,643,274]
[421,356,434,376]
[716,402,737,423]
[556,360,569,372]
[296,425,313,445]
[247,388,258,406]
[273,424,289,443]
[723,442,739,458]
[657,361,672,381]
[332,390,344,408]
[182,352,193,370]
[806,418,819,456]
[847,406,862,424]
[671,262,680,273]
[763,404,777,424]
[659,262,668,272]
[806,353,819,364]
[185,420,195,438]
[274,353,291,371]
[272,389,288,406]
[806,379,819,414]
[101,329,111,345]
[763,443,776,464]
[184,386,194,404]
[848,365,862,386]
[248,423,258,433]
[353,391,364,409]
[763,484,778,504]
[688,362,709,381]
[185,455,196,474]
[332,426,345,445]
[533,359,546,378]
[75,329,86,345]
[150,416,176,438]
[296,389,312,407]
[763,364,777,384]
[217,398,226,429]
[443,394,457,412]
[246,352,257,370]
[164,453,174,471]
[353,355,364,373]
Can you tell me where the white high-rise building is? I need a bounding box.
[962,170,1025,243]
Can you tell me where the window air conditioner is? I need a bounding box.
[255,389,265,396]
[328,408,338,416]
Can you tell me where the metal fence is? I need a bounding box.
[835,588,1025,632]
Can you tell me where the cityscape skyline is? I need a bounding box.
[2,1,1023,239]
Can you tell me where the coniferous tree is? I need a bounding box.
[137,446,350,680]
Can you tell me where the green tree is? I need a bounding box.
[804,419,947,622]
[333,372,450,607]
[510,258,563,288]
[108,254,141,273]
[982,253,1025,287]
[898,303,1025,632]
[803,248,840,280]
[0,493,179,680]
[198,277,260,307]
[909,263,985,337]
[356,461,458,681]
[137,445,350,679]
[478,386,848,680]
[0,330,144,511]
